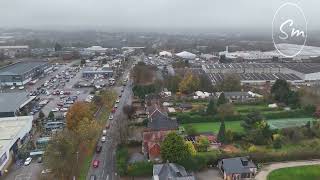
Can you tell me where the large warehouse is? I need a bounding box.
[0,92,36,117]
[0,116,33,176]
[202,63,320,85]
[0,61,50,86]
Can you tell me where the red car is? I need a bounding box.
[105,124,110,129]
[64,91,71,95]
[92,160,99,168]
[111,108,116,113]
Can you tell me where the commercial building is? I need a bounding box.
[0,61,50,86]
[0,92,36,117]
[0,46,30,58]
[202,63,320,85]
[82,67,113,78]
[0,116,33,176]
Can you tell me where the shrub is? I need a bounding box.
[116,146,129,176]
[179,155,207,171]
[127,161,153,177]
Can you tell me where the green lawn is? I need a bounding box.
[182,121,244,133]
[268,165,320,180]
[182,118,315,134]
[79,155,93,180]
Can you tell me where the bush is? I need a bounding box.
[179,155,207,171]
[116,146,129,176]
[127,161,153,177]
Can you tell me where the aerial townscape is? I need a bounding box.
[1,1,320,180]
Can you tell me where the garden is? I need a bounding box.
[267,165,320,180]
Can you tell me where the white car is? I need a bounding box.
[116,99,120,103]
[60,91,64,95]
[102,129,107,135]
[18,86,24,90]
[109,115,113,120]
[101,136,106,142]
[41,169,52,174]
[114,104,118,108]
[60,108,68,112]
[51,108,59,112]
[24,157,32,166]
[10,86,15,90]
[76,91,81,95]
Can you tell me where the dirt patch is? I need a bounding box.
[220,144,241,153]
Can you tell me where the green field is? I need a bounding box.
[268,165,320,180]
[182,118,315,134]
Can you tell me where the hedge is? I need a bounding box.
[127,161,153,177]
[175,109,313,124]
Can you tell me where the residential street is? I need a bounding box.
[87,69,134,180]
[255,159,320,180]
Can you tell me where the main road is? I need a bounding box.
[87,63,134,180]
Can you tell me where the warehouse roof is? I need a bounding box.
[0,92,33,113]
[0,61,47,76]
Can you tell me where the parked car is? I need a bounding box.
[90,175,96,180]
[10,86,15,90]
[108,115,113,120]
[111,108,116,113]
[101,136,106,142]
[96,145,102,153]
[41,169,52,174]
[102,129,107,135]
[37,157,43,163]
[116,99,120,103]
[24,157,32,166]
[92,160,100,168]
[18,86,25,90]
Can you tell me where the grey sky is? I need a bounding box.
[0,0,319,31]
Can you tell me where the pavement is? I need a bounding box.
[255,159,320,180]
[1,162,42,180]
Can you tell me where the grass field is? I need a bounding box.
[268,165,320,180]
[182,118,315,134]
[79,155,92,180]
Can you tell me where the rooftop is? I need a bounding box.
[148,109,178,131]
[153,163,195,180]
[0,92,32,113]
[0,116,33,153]
[219,157,256,174]
[0,61,47,76]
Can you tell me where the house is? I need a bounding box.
[217,157,257,180]
[147,108,178,131]
[222,92,252,103]
[143,130,172,160]
[153,162,195,180]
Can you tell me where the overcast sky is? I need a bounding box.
[1,0,319,31]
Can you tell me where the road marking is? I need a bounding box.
[106,174,109,180]
[102,169,105,177]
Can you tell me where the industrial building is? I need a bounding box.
[0,92,35,117]
[0,116,33,176]
[0,46,30,58]
[202,63,320,85]
[0,61,50,86]
[82,67,113,78]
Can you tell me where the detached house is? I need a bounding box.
[153,163,195,180]
[143,107,178,160]
[218,157,257,180]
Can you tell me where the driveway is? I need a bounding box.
[255,159,320,180]
[195,168,222,180]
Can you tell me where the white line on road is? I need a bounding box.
[106,174,109,180]
[102,169,105,177]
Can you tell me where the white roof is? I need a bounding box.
[159,51,172,57]
[86,46,108,51]
[0,45,29,49]
[176,51,196,59]
[0,116,33,155]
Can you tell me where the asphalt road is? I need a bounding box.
[87,69,134,180]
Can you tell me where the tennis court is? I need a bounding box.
[268,118,316,129]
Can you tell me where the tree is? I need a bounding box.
[225,129,234,143]
[161,132,190,163]
[185,141,196,156]
[217,92,227,106]
[217,103,235,120]
[123,105,136,119]
[241,111,264,131]
[54,42,62,52]
[217,74,241,91]
[164,75,181,93]
[178,72,200,94]
[206,98,217,115]
[196,136,210,152]
[271,79,290,104]
[217,121,226,143]
[66,102,93,131]
[48,111,55,120]
[39,110,45,119]
[185,124,198,136]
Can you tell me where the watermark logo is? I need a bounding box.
[272,2,307,58]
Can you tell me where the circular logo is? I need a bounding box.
[272,2,307,58]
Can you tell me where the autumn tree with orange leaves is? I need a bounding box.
[66,101,94,131]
